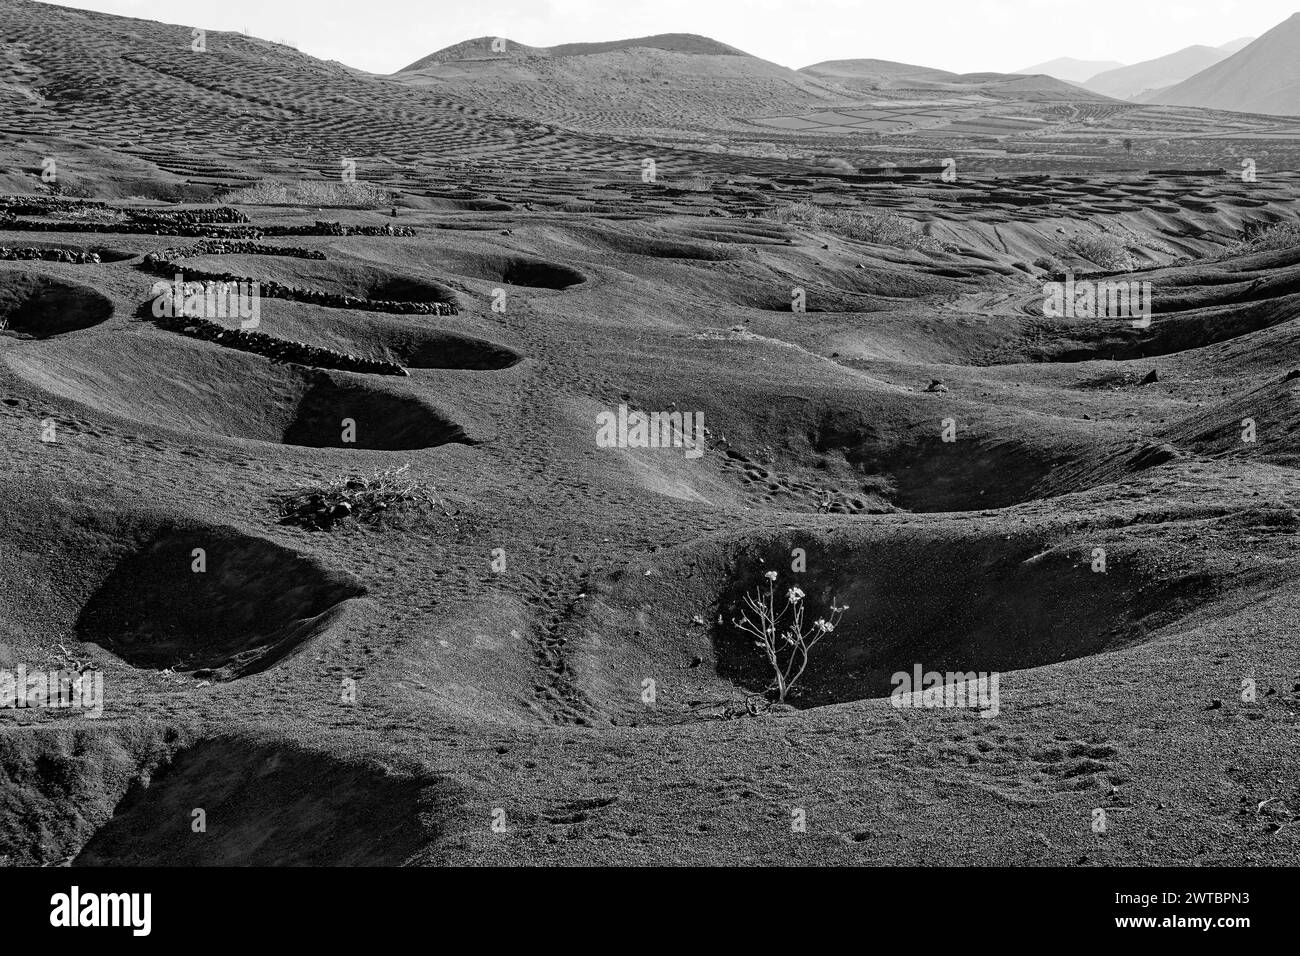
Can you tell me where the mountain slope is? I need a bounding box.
[0,0,702,194]
[401,33,747,71]
[1016,57,1125,83]
[395,34,854,134]
[798,58,959,90]
[800,59,1110,101]
[1084,45,1229,100]
[1218,37,1255,54]
[1151,13,1300,115]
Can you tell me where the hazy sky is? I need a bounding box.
[43,0,1299,74]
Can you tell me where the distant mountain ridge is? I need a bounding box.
[1083,45,1230,100]
[395,33,854,134]
[393,18,1300,131]
[1015,57,1125,83]
[798,58,960,89]
[1151,13,1300,115]
[800,58,1111,101]
[400,33,747,71]
[1217,37,1256,54]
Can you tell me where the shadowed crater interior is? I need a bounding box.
[283,372,472,449]
[499,257,585,289]
[379,328,523,370]
[75,738,435,865]
[711,531,1215,708]
[0,271,113,338]
[76,524,366,679]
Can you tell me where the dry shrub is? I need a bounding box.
[1033,254,1065,275]
[273,465,438,531]
[1231,221,1300,254]
[732,571,848,705]
[1065,232,1136,271]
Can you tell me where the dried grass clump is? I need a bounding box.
[47,204,128,226]
[700,141,812,161]
[1065,232,1136,272]
[220,180,394,209]
[1231,221,1300,254]
[1033,254,1065,276]
[273,465,438,530]
[765,202,947,253]
[672,175,715,192]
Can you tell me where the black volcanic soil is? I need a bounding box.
[2,187,1296,868]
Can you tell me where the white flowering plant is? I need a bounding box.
[732,570,847,704]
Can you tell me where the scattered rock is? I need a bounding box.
[0,245,101,264]
[144,246,454,317]
[1,200,417,240]
[149,307,410,376]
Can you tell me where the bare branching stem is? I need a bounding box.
[733,574,846,704]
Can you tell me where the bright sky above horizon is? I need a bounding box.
[41,0,1300,75]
